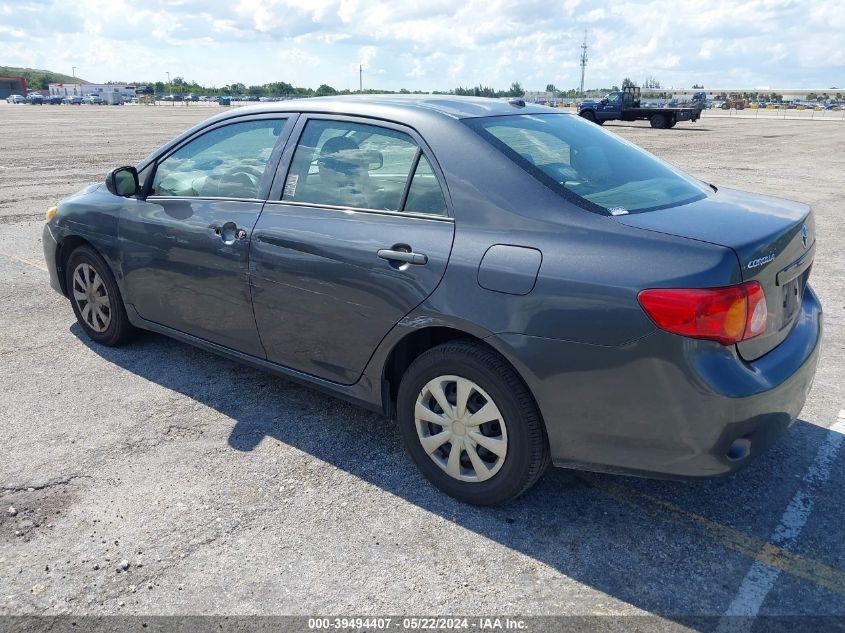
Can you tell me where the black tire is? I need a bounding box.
[580,110,596,123]
[397,341,550,505]
[650,114,667,129]
[667,118,677,128]
[65,245,137,346]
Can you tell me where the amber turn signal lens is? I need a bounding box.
[45,207,58,222]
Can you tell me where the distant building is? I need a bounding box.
[48,83,137,99]
[665,88,843,102]
[0,76,27,99]
[524,91,558,104]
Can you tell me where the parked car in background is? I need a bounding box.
[84,95,103,105]
[62,96,83,105]
[42,96,821,505]
[47,95,64,105]
[6,94,26,104]
[26,93,45,105]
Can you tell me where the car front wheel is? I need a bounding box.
[65,245,137,346]
[397,341,549,505]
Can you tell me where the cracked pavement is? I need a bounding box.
[0,104,843,623]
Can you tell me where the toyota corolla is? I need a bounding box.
[43,96,821,504]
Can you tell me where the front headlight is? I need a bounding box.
[45,206,57,222]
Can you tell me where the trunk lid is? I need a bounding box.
[616,187,815,360]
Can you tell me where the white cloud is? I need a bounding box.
[1,0,843,90]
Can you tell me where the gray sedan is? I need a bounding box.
[42,96,821,504]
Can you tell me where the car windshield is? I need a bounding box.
[464,113,709,215]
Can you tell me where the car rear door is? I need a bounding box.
[250,115,455,385]
[119,115,295,357]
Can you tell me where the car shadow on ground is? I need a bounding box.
[74,327,845,627]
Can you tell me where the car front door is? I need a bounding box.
[250,115,455,385]
[119,115,295,357]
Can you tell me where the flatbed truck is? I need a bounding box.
[578,86,703,128]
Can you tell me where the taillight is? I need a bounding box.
[638,281,767,345]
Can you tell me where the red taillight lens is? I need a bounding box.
[638,281,767,345]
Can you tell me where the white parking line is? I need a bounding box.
[721,411,845,625]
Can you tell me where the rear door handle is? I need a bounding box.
[377,249,428,265]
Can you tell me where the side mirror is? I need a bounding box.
[106,166,139,197]
[600,98,608,105]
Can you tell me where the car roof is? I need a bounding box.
[215,94,554,121]
[137,95,566,171]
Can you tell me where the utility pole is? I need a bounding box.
[359,65,363,93]
[72,66,77,96]
[579,30,588,97]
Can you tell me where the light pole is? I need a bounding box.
[166,72,172,106]
[72,66,77,96]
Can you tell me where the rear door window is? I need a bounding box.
[282,119,447,215]
[404,155,447,216]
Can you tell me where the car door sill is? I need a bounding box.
[124,304,383,413]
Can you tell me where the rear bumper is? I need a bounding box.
[492,285,822,478]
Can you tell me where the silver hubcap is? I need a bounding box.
[72,263,111,333]
[415,375,508,483]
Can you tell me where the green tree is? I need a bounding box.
[264,81,295,96]
[622,77,635,88]
[508,81,525,97]
[545,83,557,93]
[315,84,337,96]
[692,83,704,89]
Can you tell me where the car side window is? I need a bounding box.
[404,155,447,216]
[282,120,420,212]
[151,119,286,199]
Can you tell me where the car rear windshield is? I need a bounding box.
[463,113,708,215]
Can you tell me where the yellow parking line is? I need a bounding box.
[0,251,47,271]
[587,479,845,597]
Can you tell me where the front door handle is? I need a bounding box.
[210,222,248,243]
[377,248,428,266]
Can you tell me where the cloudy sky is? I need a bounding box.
[1,0,843,90]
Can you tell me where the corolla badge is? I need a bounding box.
[747,253,776,269]
[800,224,809,248]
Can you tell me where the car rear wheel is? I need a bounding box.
[650,114,667,128]
[397,341,549,505]
[65,245,137,346]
